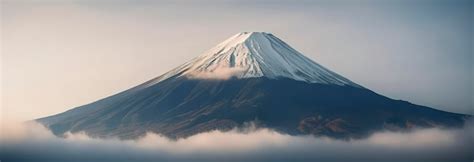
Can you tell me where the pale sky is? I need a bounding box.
[1,0,473,123]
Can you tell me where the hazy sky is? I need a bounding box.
[1,0,473,123]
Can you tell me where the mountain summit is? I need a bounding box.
[155,32,360,87]
[37,32,469,139]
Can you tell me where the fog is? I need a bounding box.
[1,121,472,162]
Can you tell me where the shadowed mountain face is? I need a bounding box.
[37,32,469,139]
[37,77,468,139]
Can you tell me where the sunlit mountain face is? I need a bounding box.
[36,32,469,140]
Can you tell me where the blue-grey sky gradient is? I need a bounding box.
[1,0,473,122]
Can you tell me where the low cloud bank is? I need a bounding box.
[1,121,473,162]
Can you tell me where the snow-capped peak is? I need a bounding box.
[146,32,362,88]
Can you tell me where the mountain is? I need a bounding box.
[37,32,470,139]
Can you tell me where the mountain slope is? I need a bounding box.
[37,32,470,139]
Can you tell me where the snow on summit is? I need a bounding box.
[148,32,362,88]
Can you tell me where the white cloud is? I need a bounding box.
[1,121,472,162]
[185,67,247,80]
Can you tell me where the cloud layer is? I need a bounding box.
[185,67,247,80]
[1,121,473,162]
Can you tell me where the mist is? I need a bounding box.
[186,67,247,80]
[1,121,472,162]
